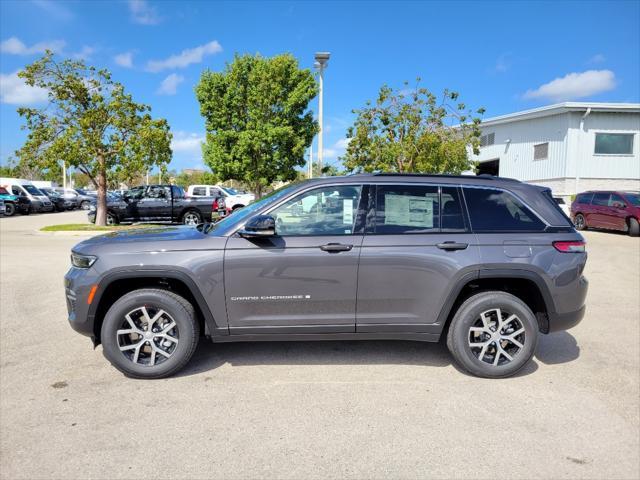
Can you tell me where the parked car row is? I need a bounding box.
[0,178,99,217]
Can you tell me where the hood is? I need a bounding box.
[72,225,227,256]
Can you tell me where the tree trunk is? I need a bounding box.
[95,154,107,226]
[254,183,263,200]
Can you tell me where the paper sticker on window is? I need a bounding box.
[343,199,354,224]
[385,194,433,227]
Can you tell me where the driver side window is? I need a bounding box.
[270,185,362,236]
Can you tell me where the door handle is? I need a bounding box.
[436,241,468,251]
[320,243,353,253]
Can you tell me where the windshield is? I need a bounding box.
[221,186,238,195]
[624,193,640,206]
[75,188,88,195]
[23,185,44,195]
[206,182,303,234]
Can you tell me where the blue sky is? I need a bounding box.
[1,0,639,172]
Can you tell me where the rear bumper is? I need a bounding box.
[548,305,586,333]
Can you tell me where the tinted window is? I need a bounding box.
[463,188,545,232]
[592,193,610,206]
[148,186,170,198]
[375,185,439,234]
[609,194,625,207]
[172,186,185,199]
[595,133,634,154]
[192,187,206,196]
[23,185,42,195]
[624,193,640,206]
[441,187,467,232]
[575,193,593,204]
[271,185,362,236]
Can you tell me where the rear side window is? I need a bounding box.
[463,187,546,232]
[192,187,206,196]
[592,193,610,206]
[375,185,440,234]
[172,186,185,199]
[575,193,593,204]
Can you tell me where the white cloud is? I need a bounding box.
[114,51,134,68]
[128,0,161,25]
[523,70,616,101]
[72,46,95,60]
[322,138,351,159]
[587,53,606,64]
[494,53,510,73]
[0,36,65,55]
[157,73,184,95]
[171,131,205,158]
[31,1,74,20]
[146,40,223,72]
[0,71,48,105]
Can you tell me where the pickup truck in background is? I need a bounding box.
[88,185,227,225]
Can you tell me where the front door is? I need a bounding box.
[224,184,365,334]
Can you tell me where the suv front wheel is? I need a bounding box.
[101,289,199,379]
[447,291,538,378]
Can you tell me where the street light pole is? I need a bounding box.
[314,52,330,175]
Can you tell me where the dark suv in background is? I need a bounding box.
[571,191,640,236]
[65,174,588,379]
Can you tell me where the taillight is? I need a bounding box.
[553,240,586,253]
[212,199,219,211]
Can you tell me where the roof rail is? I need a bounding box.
[369,172,520,182]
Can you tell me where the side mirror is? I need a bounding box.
[239,215,276,238]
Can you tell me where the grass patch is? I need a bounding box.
[41,223,157,232]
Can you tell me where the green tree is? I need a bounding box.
[343,79,484,174]
[15,52,172,225]
[195,53,318,198]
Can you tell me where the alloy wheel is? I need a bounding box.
[183,213,200,225]
[468,308,525,366]
[117,306,179,367]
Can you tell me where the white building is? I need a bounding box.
[472,102,640,199]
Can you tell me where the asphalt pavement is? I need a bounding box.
[0,210,638,479]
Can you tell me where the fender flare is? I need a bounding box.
[88,268,226,339]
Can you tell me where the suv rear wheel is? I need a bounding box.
[446,291,538,378]
[101,289,199,379]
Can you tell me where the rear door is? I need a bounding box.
[224,183,365,333]
[590,193,612,228]
[137,186,171,220]
[606,193,628,230]
[356,183,480,333]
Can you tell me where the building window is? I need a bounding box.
[480,133,495,147]
[594,133,634,155]
[533,142,549,160]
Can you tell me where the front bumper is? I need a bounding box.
[64,268,99,339]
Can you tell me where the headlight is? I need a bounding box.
[89,204,96,211]
[71,253,97,268]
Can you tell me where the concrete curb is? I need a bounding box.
[35,229,114,236]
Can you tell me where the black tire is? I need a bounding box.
[574,213,587,230]
[628,217,639,237]
[101,289,200,379]
[4,202,15,216]
[22,206,30,215]
[446,291,538,378]
[106,212,119,226]
[181,210,202,225]
[80,200,90,210]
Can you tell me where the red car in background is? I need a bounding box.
[571,190,640,237]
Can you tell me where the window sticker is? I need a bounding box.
[343,199,354,224]
[385,194,433,227]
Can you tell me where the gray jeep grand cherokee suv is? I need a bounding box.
[65,174,587,379]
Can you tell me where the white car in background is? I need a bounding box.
[553,196,571,217]
[187,184,254,210]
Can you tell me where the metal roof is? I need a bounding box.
[479,102,640,127]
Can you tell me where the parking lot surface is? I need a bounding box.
[1,211,639,479]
